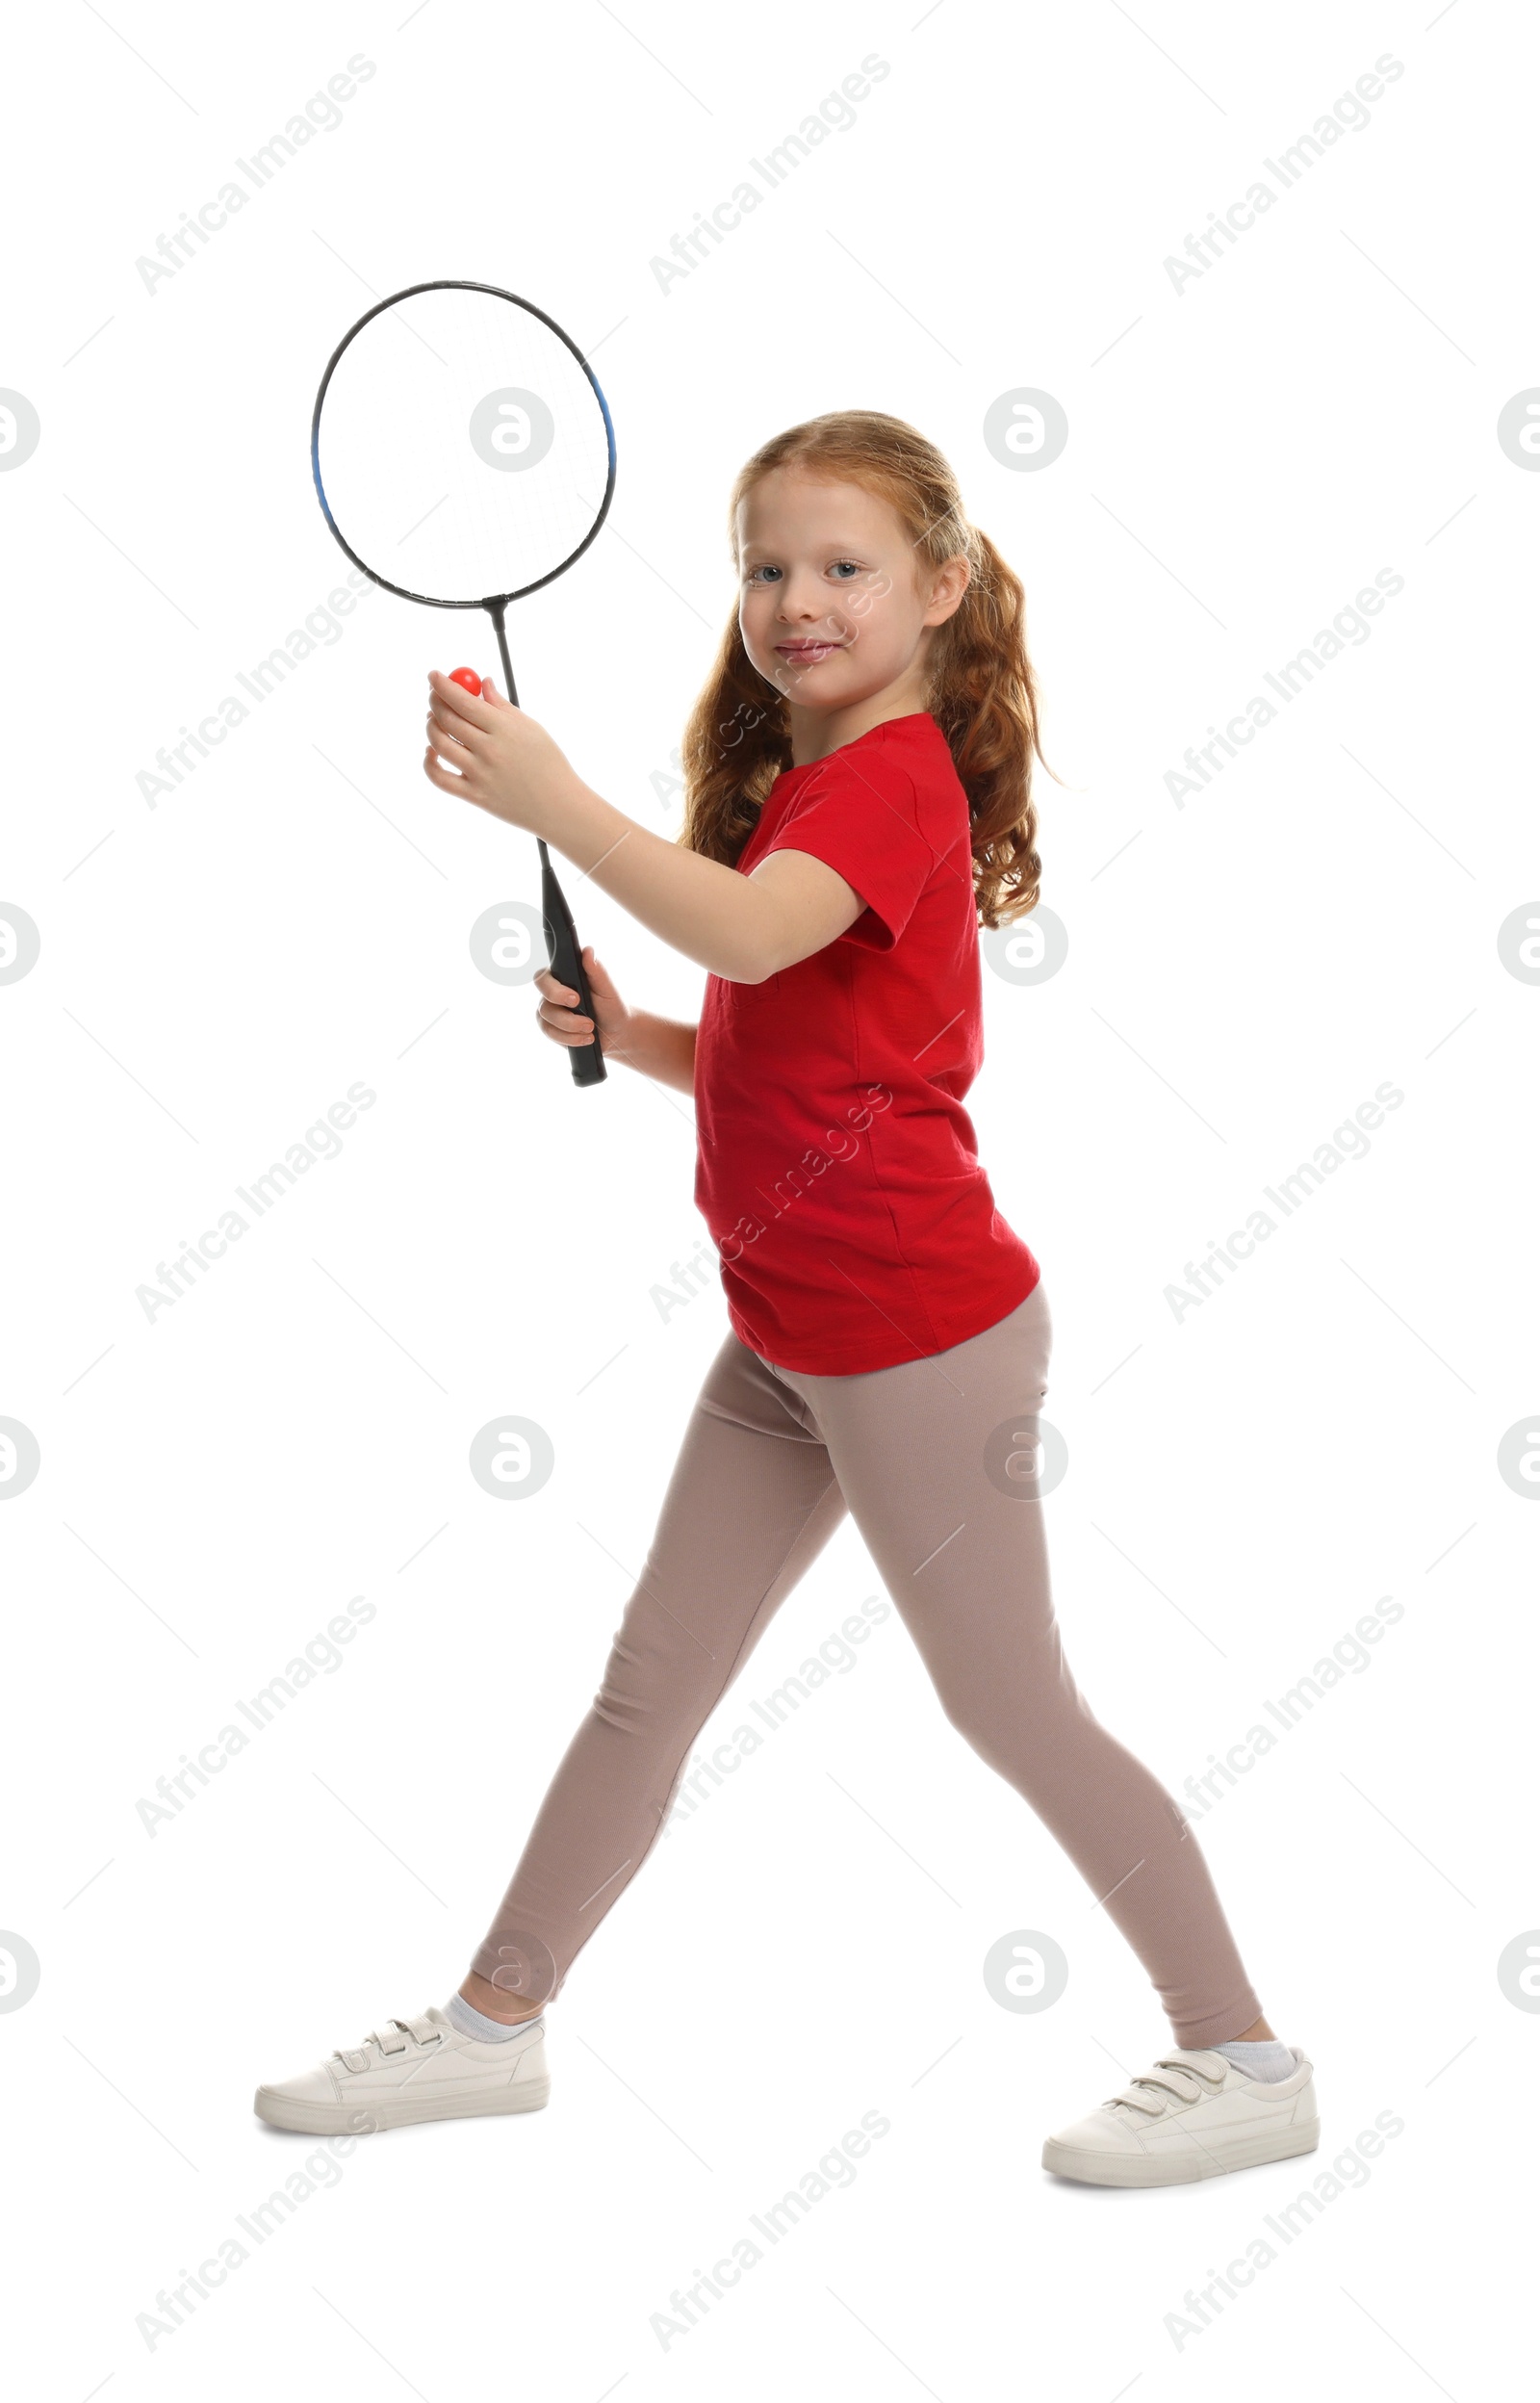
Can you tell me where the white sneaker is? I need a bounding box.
[254,2006,549,2136]
[1041,2047,1319,2187]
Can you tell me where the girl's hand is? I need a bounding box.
[534,944,632,1056]
[423,669,580,836]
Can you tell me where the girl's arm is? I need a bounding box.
[423,674,864,983]
[615,1010,697,1094]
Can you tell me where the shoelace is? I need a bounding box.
[1104,2054,1228,2120]
[332,2012,444,2075]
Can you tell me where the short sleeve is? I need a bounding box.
[757,743,937,951]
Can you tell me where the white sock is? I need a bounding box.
[1212,2036,1296,2082]
[444,1992,540,2044]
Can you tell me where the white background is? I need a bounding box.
[2,0,1534,2394]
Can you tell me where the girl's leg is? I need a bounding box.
[465,1329,847,2013]
[771,1282,1264,2050]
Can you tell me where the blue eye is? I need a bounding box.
[748,564,783,583]
[830,560,862,580]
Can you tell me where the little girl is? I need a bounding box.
[257,411,1318,2186]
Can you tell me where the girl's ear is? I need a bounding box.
[924,555,972,628]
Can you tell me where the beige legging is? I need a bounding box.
[470,1282,1263,2049]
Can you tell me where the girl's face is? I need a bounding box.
[735,468,967,716]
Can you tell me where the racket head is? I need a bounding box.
[310,277,616,613]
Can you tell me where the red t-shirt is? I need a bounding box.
[693,711,1040,1373]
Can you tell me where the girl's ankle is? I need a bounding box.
[459,1977,546,2026]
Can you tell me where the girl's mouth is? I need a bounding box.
[775,640,842,663]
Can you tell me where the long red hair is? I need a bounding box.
[679,410,1048,925]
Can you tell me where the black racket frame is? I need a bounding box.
[311,276,616,1087]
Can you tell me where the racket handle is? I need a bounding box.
[540,848,606,1087]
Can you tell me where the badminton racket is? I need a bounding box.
[311,277,616,1086]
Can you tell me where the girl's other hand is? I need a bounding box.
[534,945,629,1054]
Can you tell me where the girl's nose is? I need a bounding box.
[778,582,833,624]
